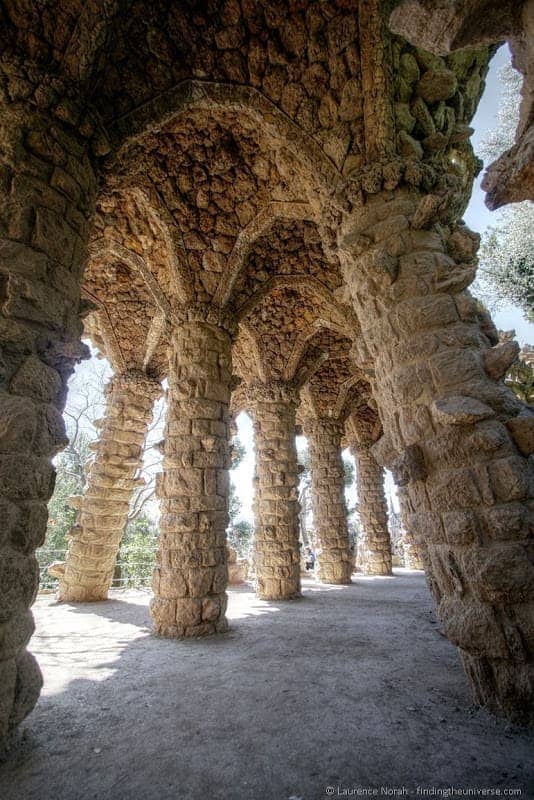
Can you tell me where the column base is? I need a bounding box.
[317,562,353,584]
[256,575,301,600]
[2,651,43,742]
[460,650,534,726]
[360,565,392,577]
[150,594,229,638]
[56,587,110,603]
[55,564,111,602]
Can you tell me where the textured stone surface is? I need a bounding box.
[248,381,301,601]
[389,0,534,209]
[151,316,233,637]
[0,0,532,745]
[340,190,534,724]
[0,59,98,743]
[303,417,352,584]
[57,370,161,602]
[352,444,392,576]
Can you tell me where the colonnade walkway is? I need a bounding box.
[1,571,533,800]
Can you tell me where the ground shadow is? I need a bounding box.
[1,573,533,800]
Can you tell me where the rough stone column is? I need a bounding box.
[402,529,425,571]
[56,371,161,602]
[0,64,99,742]
[351,444,393,576]
[303,418,352,584]
[399,489,425,571]
[340,189,534,724]
[248,381,301,600]
[151,310,234,637]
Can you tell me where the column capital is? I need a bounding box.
[302,416,344,440]
[245,379,300,408]
[172,302,238,339]
[106,369,163,400]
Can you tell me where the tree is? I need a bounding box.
[505,346,534,403]
[227,520,253,557]
[226,436,253,557]
[38,448,84,589]
[478,61,520,162]
[477,203,534,322]
[475,60,534,322]
[116,514,159,588]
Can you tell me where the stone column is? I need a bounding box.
[351,444,393,576]
[248,381,301,600]
[341,189,534,724]
[151,310,234,637]
[56,371,161,602]
[0,65,99,742]
[402,528,425,571]
[399,486,425,571]
[303,417,352,584]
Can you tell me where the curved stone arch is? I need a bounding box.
[229,383,248,419]
[235,274,356,332]
[334,373,373,422]
[81,296,127,373]
[110,80,342,195]
[344,406,383,449]
[125,185,195,305]
[142,310,167,374]
[236,321,269,385]
[89,238,173,318]
[214,201,316,308]
[284,319,353,384]
[293,350,332,392]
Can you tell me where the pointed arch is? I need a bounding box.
[214,201,315,308]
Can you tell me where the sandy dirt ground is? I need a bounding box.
[1,570,533,800]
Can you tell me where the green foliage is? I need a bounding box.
[114,515,158,588]
[227,480,253,557]
[231,437,246,468]
[229,481,241,523]
[228,520,253,558]
[477,203,534,323]
[505,353,534,403]
[37,447,86,589]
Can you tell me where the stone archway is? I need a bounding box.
[1,1,533,747]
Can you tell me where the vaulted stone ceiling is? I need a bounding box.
[8,0,492,408]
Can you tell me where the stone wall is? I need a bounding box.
[389,0,534,209]
[1,0,533,743]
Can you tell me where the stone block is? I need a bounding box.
[489,457,530,503]
[438,596,508,658]
[431,395,494,426]
[484,504,531,542]
[442,510,481,546]
[506,415,534,457]
[460,544,534,605]
[429,350,485,392]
